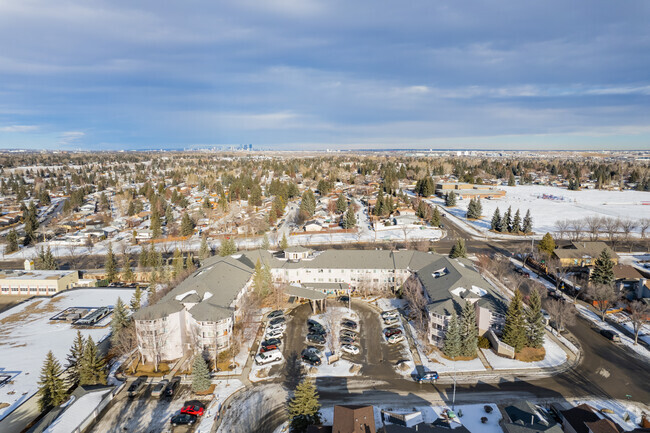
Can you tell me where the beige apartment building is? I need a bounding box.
[0,264,79,297]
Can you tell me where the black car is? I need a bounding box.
[164,376,181,399]
[600,329,621,342]
[308,325,326,335]
[270,316,286,326]
[261,338,282,348]
[302,353,322,366]
[170,413,197,426]
[307,333,326,345]
[338,295,350,303]
[341,320,358,330]
[307,319,321,327]
[127,376,148,398]
[339,336,355,345]
[267,310,284,319]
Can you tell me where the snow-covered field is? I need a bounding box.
[429,185,650,235]
[0,288,135,421]
[576,305,650,361]
[481,336,567,370]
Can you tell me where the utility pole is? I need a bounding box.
[452,354,457,410]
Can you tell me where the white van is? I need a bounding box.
[255,349,283,365]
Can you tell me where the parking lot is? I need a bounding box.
[268,299,411,380]
[89,381,206,433]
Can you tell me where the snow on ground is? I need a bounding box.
[568,399,647,432]
[195,379,245,433]
[249,354,284,383]
[481,335,567,370]
[307,356,360,378]
[576,305,650,361]
[320,403,502,433]
[44,389,111,433]
[375,298,407,312]
[407,322,485,373]
[428,185,650,235]
[0,288,135,421]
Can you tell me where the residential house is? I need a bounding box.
[553,242,619,268]
[500,401,563,433]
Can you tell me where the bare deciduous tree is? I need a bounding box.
[402,276,428,335]
[569,219,585,241]
[602,217,620,245]
[619,219,636,251]
[639,218,650,240]
[586,283,618,321]
[554,219,570,241]
[544,298,576,332]
[322,302,346,355]
[584,216,603,241]
[629,301,649,345]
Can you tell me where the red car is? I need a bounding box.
[181,405,205,417]
[384,328,402,338]
[260,344,278,353]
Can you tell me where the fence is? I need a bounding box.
[487,329,515,359]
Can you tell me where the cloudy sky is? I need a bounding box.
[0,0,649,150]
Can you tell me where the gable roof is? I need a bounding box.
[554,242,618,260]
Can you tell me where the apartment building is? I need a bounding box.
[133,248,507,364]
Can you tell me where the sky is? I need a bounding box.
[0,0,649,151]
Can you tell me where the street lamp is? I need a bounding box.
[452,354,457,411]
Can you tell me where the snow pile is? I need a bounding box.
[375,298,407,312]
[481,336,567,370]
[195,380,244,433]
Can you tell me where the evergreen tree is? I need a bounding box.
[508,173,516,186]
[280,233,289,251]
[130,285,143,311]
[38,351,67,411]
[66,331,85,388]
[335,194,347,214]
[526,290,545,349]
[253,259,265,293]
[288,379,322,433]
[342,208,357,229]
[121,255,134,282]
[538,233,556,256]
[172,248,184,277]
[502,206,513,232]
[180,213,195,237]
[490,208,502,231]
[466,197,482,219]
[110,298,129,346]
[6,229,19,253]
[374,189,385,216]
[443,312,462,358]
[105,242,117,283]
[522,209,533,233]
[299,190,316,218]
[199,236,211,260]
[219,238,237,256]
[79,336,106,386]
[591,248,615,285]
[150,210,162,239]
[512,209,522,233]
[502,289,527,353]
[449,238,467,259]
[261,234,270,250]
[460,301,478,358]
[191,355,211,392]
[430,206,441,227]
[445,191,457,207]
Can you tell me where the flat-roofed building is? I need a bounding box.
[0,269,79,296]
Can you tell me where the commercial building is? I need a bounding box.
[434,182,506,200]
[0,263,79,297]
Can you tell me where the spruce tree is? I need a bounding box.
[280,233,289,251]
[502,289,527,353]
[219,238,237,256]
[105,242,117,283]
[110,298,129,345]
[130,285,143,311]
[490,208,502,231]
[460,301,478,358]
[191,355,211,392]
[288,379,322,433]
[336,194,347,214]
[38,351,67,411]
[79,336,106,386]
[150,210,162,239]
[538,233,556,256]
[443,312,461,358]
[449,238,467,259]
[502,206,513,232]
[180,213,195,237]
[343,208,357,229]
[6,229,19,253]
[445,191,457,207]
[199,236,211,260]
[172,248,184,277]
[522,209,533,233]
[431,206,441,227]
[591,248,615,285]
[508,173,516,186]
[512,209,522,233]
[253,259,264,293]
[261,234,270,250]
[526,290,545,349]
[66,331,85,388]
[121,255,134,282]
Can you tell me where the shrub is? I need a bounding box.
[478,336,491,349]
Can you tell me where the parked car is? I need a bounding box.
[255,349,283,365]
[383,316,399,326]
[261,338,282,348]
[338,295,350,303]
[514,268,530,278]
[171,414,197,427]
[381,311,399,320]
[339,336,356,345]
[260,344,279,353]
[340,330,358,339]
[268,322,286,332]
[270,316,286,326]
[341,344,360,355]
[309,325,327,336]
[415,371,439,383]
[301,353,322,366]
[181,404,205,416]
[151,379,168,398]
[384,328,403,338]
[265,328,284,339]
[307,333,326,345]
[307,319,324,328]
[341,320,358,330]
[302,346,323,357]
[127,376,148,398]
[267,310,284,320]
[600,329,621,342]
[164,376,181,399]
[387,334,405,344]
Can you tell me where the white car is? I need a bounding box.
[255,349,283,365]
[268,323,287,332]
[266,328,284,339]
[381,311,399,320]
[383,316,399,326]
[387,334,405,344]
[341,344,360,355]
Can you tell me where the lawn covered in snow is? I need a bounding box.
[0,288,135,421]
[481,336,567,370]
[429,185,650,235]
